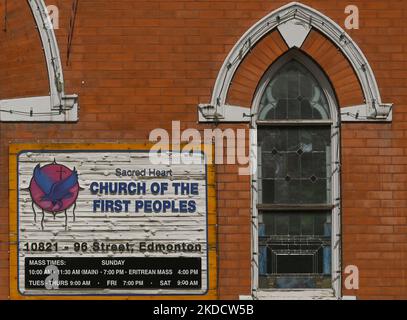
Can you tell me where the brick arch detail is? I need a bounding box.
[226,30,364,109]
[199,2,392,123]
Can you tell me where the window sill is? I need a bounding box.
[253,289,337,300]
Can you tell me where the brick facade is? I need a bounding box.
[1,0,407,299]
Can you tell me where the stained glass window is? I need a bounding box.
[258,127,331,205]
[258,61,330,121]
[257,60,333,289]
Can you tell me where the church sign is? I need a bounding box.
[9,144,216,299]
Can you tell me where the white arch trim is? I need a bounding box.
[198,2,393,123]
[0,0,78,122]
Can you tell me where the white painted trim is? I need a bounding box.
[277,20,311,48]
[341,104,392,122]
[250,50,341,300]
[0,0,78,122]
[0,96,78,122]
[198,1,392,122]
[29,0,64,109]
[255,289,336,300]
[198,104,250,122]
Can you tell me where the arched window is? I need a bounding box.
[258,61,330,121]
[254,51,341,295]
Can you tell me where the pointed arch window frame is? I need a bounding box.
[0,0,78,122]
[250,50,341,300]
[198,1,392,123]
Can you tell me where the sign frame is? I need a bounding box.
[9,143,217,300]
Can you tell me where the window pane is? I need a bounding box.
[287,99,300,118]
[287,72,299,98]
[271,75,287,98]
[301,100,313,119]
[258,212,332,289]
[274,100,287,119]
[258,127,331,205]
[287,128,299,151]
[275,215,289,235]
[287,153,300,178]
[258,128,286,152]
[301,153,313,177]
[289,214,301,235]
[301,214,314,235]
[314,153,328,177]
[261,153,284,179]
[300,73,313,98]
[312,128,331,151]
[277,255,313,273]
[260,212,331,237]
[258,60,331,120]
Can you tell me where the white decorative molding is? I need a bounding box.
[341,104,392,122]
[277,20,311,48]
[0,0,78,122]
[198,104,250,123]
[0,96,78,122]
[198,1,392,123]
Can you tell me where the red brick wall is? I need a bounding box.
[301,30,364,108]
[227,31,288,107]
[0,0,48,99]
[1,0,407,299]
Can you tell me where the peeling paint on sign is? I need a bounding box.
[10,145,216,298]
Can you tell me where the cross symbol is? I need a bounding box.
[56,166,67,181]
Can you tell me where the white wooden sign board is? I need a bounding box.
[17,150,209,296]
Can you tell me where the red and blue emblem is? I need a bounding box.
[29,160,80,229]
